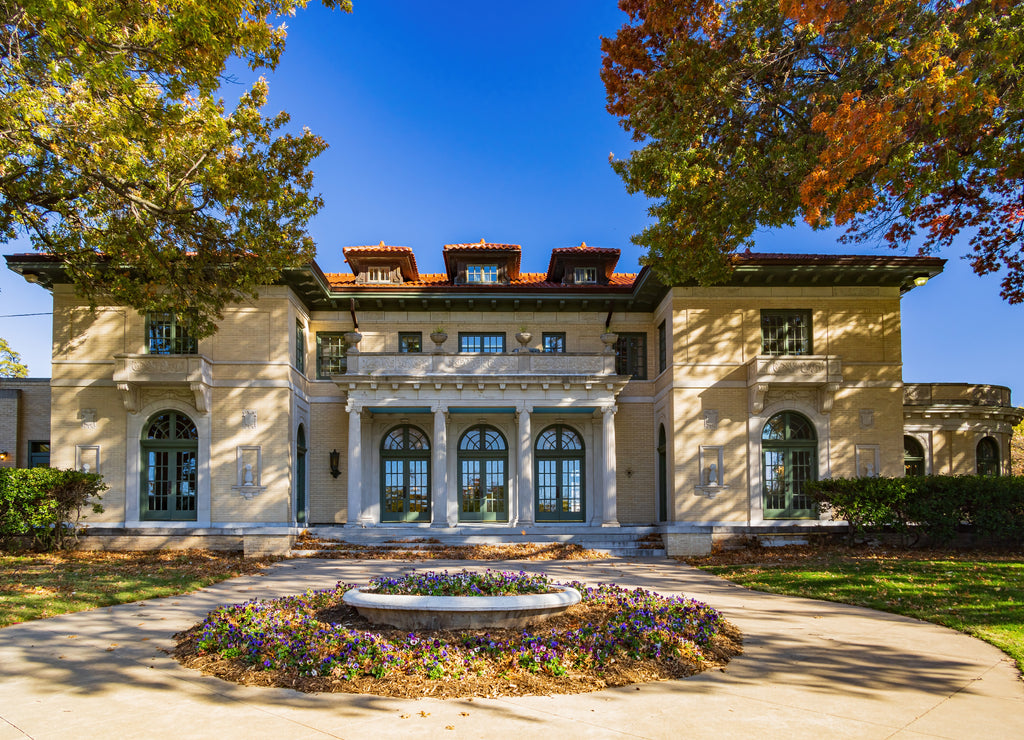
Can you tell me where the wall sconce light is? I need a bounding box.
[0,450,8,461]
[913,275,929,287]
[329,449,341,479]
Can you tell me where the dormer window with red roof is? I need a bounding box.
[546,243,620,286]
[443,242,521,286]
[343,243,420,285]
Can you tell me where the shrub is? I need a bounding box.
[806,475,1024,547]
[0,468,105,551]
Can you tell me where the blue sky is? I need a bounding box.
[2,1,1021,396]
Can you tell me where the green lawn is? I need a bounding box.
[694,549,1024,673]
[0,550,271,628]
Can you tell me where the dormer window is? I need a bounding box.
[467,264,498,284]
[574,266,597,284]
[366,266,392,283]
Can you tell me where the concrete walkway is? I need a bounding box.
[0,558,1021,739]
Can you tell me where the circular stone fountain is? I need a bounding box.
[342,586,582,630]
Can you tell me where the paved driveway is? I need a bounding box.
[0,558,1021,739]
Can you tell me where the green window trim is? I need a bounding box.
[458,332,506,353]
[380,425,431,523]
[140,411,198,521]
[295,320,306,374]
[458,425,509,522]
[904,436,926,476]
[542,332,566,353]
[535,424,585,522]
[762,411,817,519]
[657,320,667,374]
[977,437,1001,476]
[145,313,197,355]
[761,310,812,356]
[316,332,347,379]
[614,332,647,379]
[399,332,423,353]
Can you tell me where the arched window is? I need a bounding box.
[762,411,817,519]
[458,425,508,521]
[977,437,1001,476]
[536,424,585,522]
[904,436,925,477]
[296,425,307,524]
[380,425,430,522]
[141,411,198,521]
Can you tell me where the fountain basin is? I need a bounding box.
[342,586,581,630]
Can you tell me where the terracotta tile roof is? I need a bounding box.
[321,271,638,290]
[442,242,522,252]
[549,243,621,257]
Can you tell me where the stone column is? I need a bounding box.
[517,405,534,526]
[346,400,363,525]
[432,405,453,526]
[601,404,619,527]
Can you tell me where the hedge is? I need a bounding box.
[805,475,1024,546]
[0,468,106,551]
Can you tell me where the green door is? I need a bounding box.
[380,425,431,523]
[762,412,817,519]
[535,425,585,522]
[141,412,198,521]
[458,426,508,522]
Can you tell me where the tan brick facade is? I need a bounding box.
[5,245,1021,548]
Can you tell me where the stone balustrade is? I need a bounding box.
[346,351,616,377]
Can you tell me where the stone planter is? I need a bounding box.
[342,586,581,630]
[600,331,618,354]
[515,331,532,347]
[429,331,447,352]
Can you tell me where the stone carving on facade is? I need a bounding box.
[703,410,719,430]
[232,445,265,500]
[128,358,187,374]
[78,408,97,430]
[860,409,874,428]
[762,359,826,376]
[242,410,258,429]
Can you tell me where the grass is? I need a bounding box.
[691,547,1024,674]
[0,550,273,628]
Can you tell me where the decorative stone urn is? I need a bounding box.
[343,330,362,351]
[342,585,582,630]
[515,330,532,348]
[600,331,618,354]
[429,330,447,352]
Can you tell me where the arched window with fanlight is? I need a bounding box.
[762,411,817,519]
[977,437,1001,476]
[458,425,509,522]
[536,424,585,522]
[904,436,926,476]
[141,411,198,521]
[380,425,430,522]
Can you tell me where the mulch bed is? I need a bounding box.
[173,598,743,699]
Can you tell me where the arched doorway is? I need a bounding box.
[762,411,817,519]
[458,425,509,522]
[296,425,307,524]
[977,437,1000,476]
[535,424,585,522]
[657,424,668,522]
[141,411,198,521]
[380,425,430,522]
[904,436,925,476]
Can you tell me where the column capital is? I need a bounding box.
[345,399,362,415]
[517,404,532,418]
[602,404,618,417]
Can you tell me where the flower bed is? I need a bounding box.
[174,574,742,698]
[366,568,554,596]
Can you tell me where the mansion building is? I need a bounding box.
[3,242,1021,555]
